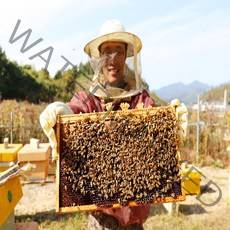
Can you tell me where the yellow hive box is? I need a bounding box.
[181,165,201,195]
[0,175,23,227]
[0,144,23,162]
[0,162,15,173]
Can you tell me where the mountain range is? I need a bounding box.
[154,81,211,104]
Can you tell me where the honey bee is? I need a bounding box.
[59,106,182,207]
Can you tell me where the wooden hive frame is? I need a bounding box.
[55,105,186,213]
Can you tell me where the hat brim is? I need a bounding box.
[84,31,142,58]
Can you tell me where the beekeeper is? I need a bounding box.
[40,19,188,229]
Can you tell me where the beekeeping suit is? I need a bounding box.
[39,19,188,230]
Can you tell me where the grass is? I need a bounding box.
[39,214,87,230]
[15,205,230,230]
[143,211,230,230]
[15,212,87,230]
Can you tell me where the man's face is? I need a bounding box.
[100,41,126,86]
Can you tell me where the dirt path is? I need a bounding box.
[15,181,56,216]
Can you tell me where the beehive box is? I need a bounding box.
[0,144,23,162]
[55,105,185,213]
[0,167,23,227]
[18,143,51,182]
[0,162,16,173]
[182,165,201,195]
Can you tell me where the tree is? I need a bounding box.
[0,47,56,102]
[54,70,63,80]
[54,69,76,101]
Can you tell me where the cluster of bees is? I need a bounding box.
[59,107,182,207]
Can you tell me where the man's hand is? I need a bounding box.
[39,102,74,161]
[170,99,188,139]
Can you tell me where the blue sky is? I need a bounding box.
[0,0,229,90]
